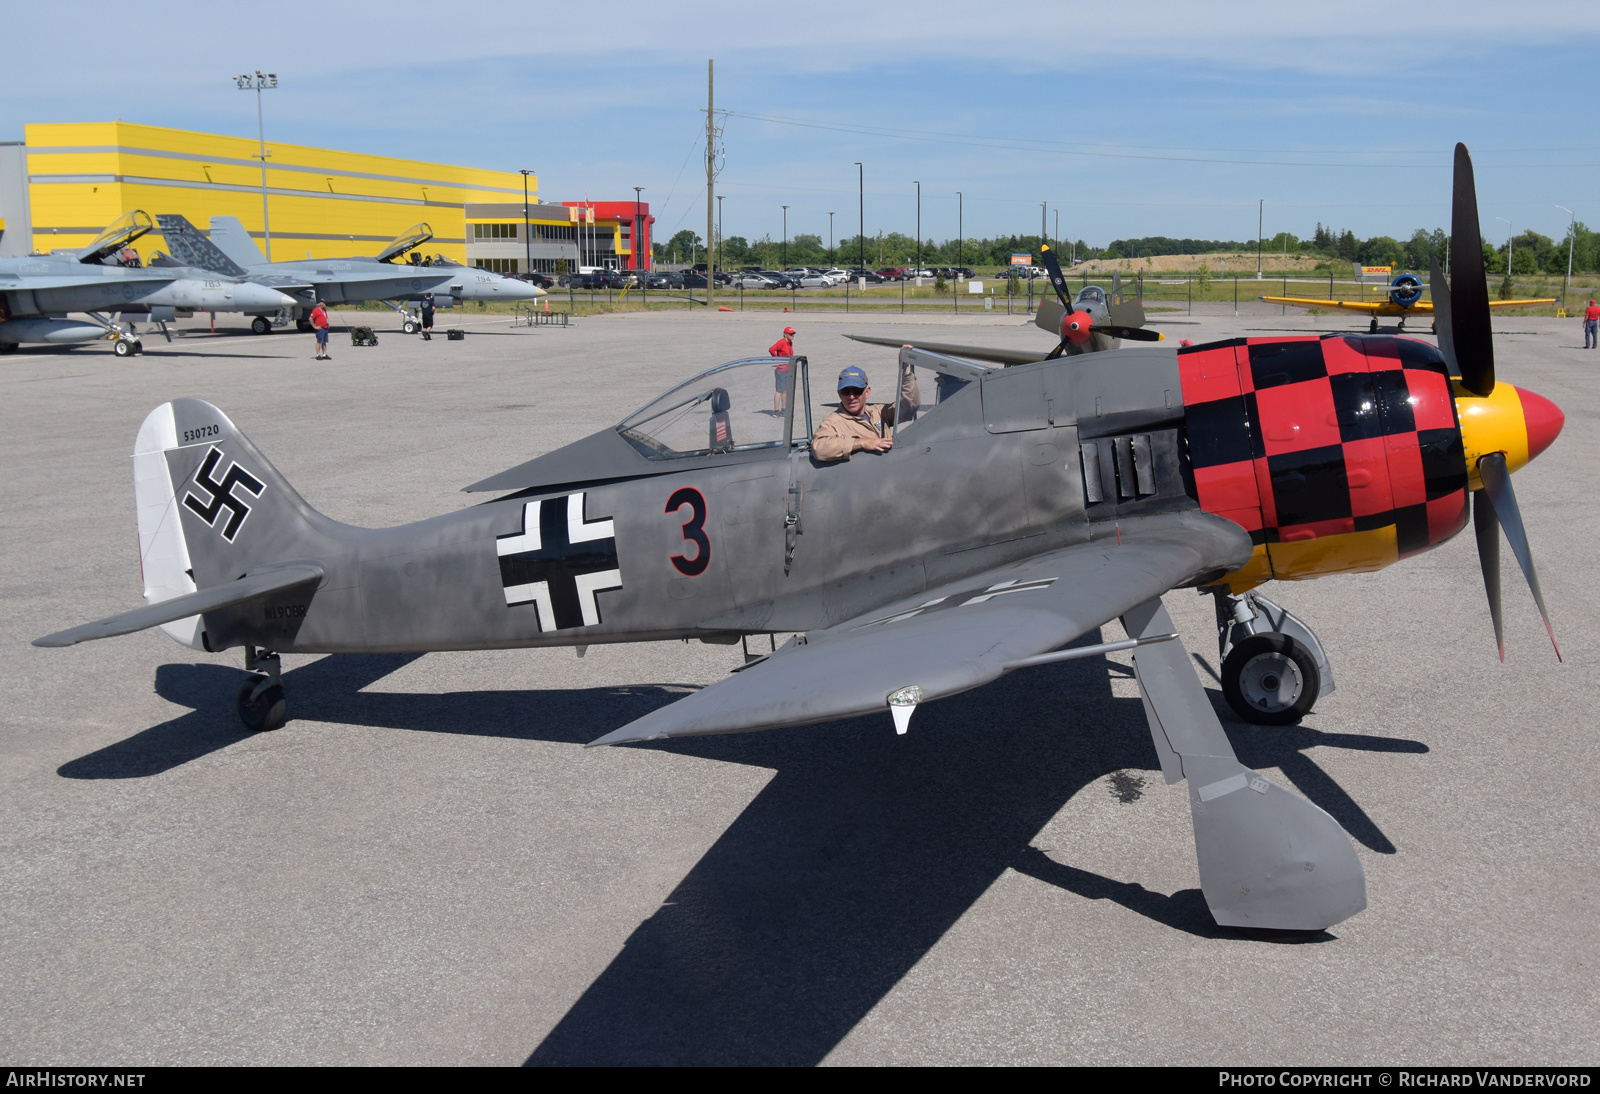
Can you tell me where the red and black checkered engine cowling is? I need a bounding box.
[1178,335,1469,557]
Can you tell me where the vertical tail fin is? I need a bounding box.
[207,216,268,268]
[154,214,249,277]
[134,399,344,649]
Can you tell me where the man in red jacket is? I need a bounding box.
[1585,298,1598,350]
[311,301,331,361]
[769,325,796,413]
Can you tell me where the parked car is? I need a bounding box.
[845,268,886,283]
[797,272,835,288]
[757,270,801,289]
[736,273,778,289]
[877,267,907,281]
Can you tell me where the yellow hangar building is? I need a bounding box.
[0,121,531,265]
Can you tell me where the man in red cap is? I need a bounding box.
[769,326,796,414]
[1584,299,1598,350]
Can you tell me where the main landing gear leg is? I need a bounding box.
[1209,589,1336,725]
[238,645,286,732]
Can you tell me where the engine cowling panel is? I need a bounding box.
[1179,334,1468,590]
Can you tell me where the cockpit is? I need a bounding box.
[618,357,815,460]
[616,348,987,462]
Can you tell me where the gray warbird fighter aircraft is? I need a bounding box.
[0,211,296,355]
[38,145,1564,934]
[156,215,543,334]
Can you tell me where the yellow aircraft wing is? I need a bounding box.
[1260,295,1558,316]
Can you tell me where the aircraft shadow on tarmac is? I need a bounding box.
[57,636,1427,1066]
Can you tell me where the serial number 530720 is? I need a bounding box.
[182,425,220,443]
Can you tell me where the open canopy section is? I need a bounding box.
[76,210,155,265]
[618,357,809,461]
[376,222,434,264]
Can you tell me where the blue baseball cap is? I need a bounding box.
[837,366,868,392]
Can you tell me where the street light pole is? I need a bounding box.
[1040,201,1046,257]
[855,163,864,274]
[914,180,921,274]
[828,211,835,266]
[1556,205,1576,305]
[1497,217,1514,284]
[521,170,535,276]
[957,191,962,271]
[233,71,277,261]
[781,204,788,268]
[633,186,644,271]
[1257,199,1263,279]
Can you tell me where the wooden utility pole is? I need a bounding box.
[706,60,715,308]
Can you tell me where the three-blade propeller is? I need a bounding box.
[1442,143,1559,661]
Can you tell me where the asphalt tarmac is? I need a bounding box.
[3,305,1595,1065]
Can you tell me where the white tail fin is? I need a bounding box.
[134,403,205,648]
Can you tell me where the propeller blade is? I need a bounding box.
[1473,488,1504,661]
[1478,451,1560,660]
[1100,325,1163,342]
[1039,244,1073,310]
[1429,257,1459,375]
[1450,143,1495,396]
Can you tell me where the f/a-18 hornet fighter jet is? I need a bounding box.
[0,211,295,355]
[155,215,543,334]
[39,145,1563,933]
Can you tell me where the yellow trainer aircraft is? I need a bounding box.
[1262,264,1555,332]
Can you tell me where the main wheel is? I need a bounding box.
[296,318,314,333]
[1368,317,1379,333]
[403,320,419,334]
[0,341,18,354]
[237,680,287,732]
[1221,632,1320,726]
[113,339,133,358]
[251,316,272,335]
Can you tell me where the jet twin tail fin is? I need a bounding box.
[208,216,269,269]
[154,215,250,277]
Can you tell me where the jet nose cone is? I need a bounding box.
[1518,386,1564,461]
[236,282,295,309]
[504,278,543,300]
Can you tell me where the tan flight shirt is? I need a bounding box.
[812,404,890,462]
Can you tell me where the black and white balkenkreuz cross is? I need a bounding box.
[496,492,623,632]
[182,447,265,542]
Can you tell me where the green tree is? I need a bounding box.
[665,229,702,264]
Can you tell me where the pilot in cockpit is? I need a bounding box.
[813,366,905,462]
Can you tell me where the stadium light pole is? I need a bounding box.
[1556,205,1576,304]
[234,71,277,261]
[855,163,864,273]
[828,211,835,266]
[521,170,535,276]
[781,204,788,268]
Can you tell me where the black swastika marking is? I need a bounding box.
[182,447,265,542]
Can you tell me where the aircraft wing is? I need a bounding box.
[591,511,1250,745]
[1258,295,1399,315]
[0,272,174,292]
[1488,298,1559,309]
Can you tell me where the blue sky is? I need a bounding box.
[5,1,1597,248]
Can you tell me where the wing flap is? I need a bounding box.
[591,512,1250,744]
[33,564,323,647]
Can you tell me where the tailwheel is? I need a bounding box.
[251,316,272,335]
[1221,632,1320,726]
[237,677,287,732]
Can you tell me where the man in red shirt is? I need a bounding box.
[769,325,796,413]
[1584,299,1598,350]
[311,301,331,360]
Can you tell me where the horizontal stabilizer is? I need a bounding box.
[33,564,323,648]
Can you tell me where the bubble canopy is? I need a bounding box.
[618,357,811,460]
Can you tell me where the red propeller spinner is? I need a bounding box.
[1061,310,1095,344]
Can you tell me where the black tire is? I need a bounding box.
[237,680,287,732]
[296,319,314,333]
[1368,317,1379,333]
[251,316,272,335]
[0,341,18,354]
[113,340,132,358]
[403,320,419,335]
[1221,632,1319,726]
